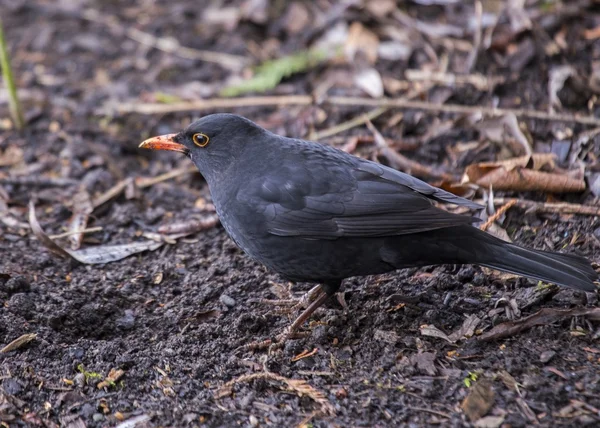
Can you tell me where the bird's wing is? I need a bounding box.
[238,151,480,240]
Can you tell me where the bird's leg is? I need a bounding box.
[278,279,342,338]
[286,288,330,333]
[239,281,342,354]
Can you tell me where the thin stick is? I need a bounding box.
[135,165,198,188]
[100,95,313,115]
[309,107,388,140]
[479,199,517,231]
[327,96,600,126]
[478,198,600,217]
[0,18,24,129]
[103,95,600,126]
[49,226,103,239]
[81,10,248,71]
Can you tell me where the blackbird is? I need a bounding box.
[140,113,598,335]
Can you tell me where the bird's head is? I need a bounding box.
[139,113,265,182]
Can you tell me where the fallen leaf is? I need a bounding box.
[0,145,23,167]
[549,65,575,111]
[448,315,481,342]
[29,200,163,264]
[67,188,93,250]
[463,154,585,193]
[420,324,451,342]
[345,22,379,63]
[410,351,437,375]
[354,68,384,98]
[476,113,531,156]
[461,379,495,421]
[474,415,505,428]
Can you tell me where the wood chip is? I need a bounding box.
[1,333,37,353]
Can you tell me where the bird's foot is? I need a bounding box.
[254,284,324,315]
[238,286,332,354]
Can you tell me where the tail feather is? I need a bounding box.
[479,239,598,292]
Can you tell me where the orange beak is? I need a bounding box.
[139,134,189,155]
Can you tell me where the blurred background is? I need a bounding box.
[1,1,600,427]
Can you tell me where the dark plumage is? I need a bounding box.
[140,114,598,332]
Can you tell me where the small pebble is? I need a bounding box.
[92,413,104,422]
[219,294,236,307]
[74,373,86,388]
[2,378,22,395]
[249,415,259,427]
[540,350,556,363]
[116,310,135,330]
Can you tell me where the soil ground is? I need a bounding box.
[1,1,600,427]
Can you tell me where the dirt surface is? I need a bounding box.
[1,1,600,427]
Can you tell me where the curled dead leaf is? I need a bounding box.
[463,154,585,193]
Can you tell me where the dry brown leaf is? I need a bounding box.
[464,154,585,193]
[345,22,379,63]
[461,379,495,422]
[0,145,24,167]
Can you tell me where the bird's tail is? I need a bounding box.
[473,230,598,292]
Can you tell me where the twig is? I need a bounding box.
[366,119,452,181]
[135,165,198,188]
[309,107,388,140]
[1,333,36,353]
[0,18,24,129]
[479,199,518,231]
[104,95,600,126]
[99,95,313,115]
[0,176,77,187]
[464,0,482,73]
[405,70,502,91]
[407,406,452,419]
[81,9,248,71]
[49,226,103,240]
[478,198,600,217]
[327,96,600,126]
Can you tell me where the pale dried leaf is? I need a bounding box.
[477,114,531,156]
[474,415,505,428]
[549,65,575,111]
[29,200,164,264]
[378,41,412,61]
[67,188,93,250]
[448,315,481,342]
[354,68,384,98]
[420,324,451,342]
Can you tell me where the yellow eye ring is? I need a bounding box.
[192,133,209,147]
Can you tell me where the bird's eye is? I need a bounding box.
[192,133,209,147]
